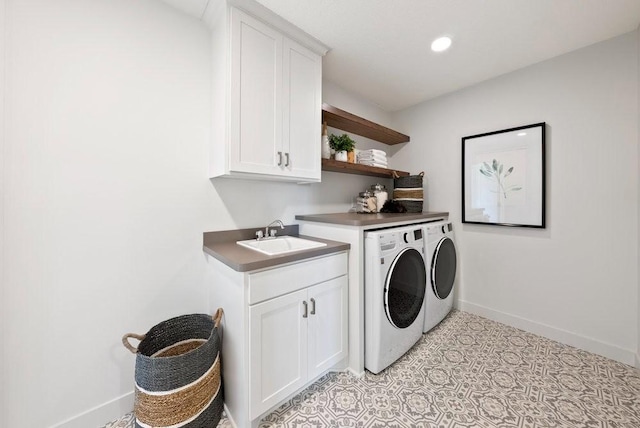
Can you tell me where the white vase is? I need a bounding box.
[322,134,331,159]
[335,150,348,162]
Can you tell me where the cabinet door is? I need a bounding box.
[282,38,322,181]
[249,288,308,419]
[229,8,283,176]
[308,276,348,379]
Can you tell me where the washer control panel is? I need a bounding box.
[367,226,426,255]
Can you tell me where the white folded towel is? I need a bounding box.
[357,154,387,162]
[358,160,388,168]
[359,149,387,157]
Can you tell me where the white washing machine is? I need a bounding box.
[365,225,427,374]
[423,221,457,333]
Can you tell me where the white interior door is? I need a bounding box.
[308,276,348,379]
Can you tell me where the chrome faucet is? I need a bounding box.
[256,219,285,240]
[265,219,285,238]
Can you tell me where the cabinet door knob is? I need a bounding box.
[302,300,308,318]
[277,151,283,166]
[285,152,290,167]
[310,298,316,315]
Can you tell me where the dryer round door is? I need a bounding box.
[384,247,426,329]
[431,237,457,299]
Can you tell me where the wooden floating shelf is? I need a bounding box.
[322,103,410,146]
[321,158,409,179]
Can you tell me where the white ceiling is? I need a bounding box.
[161,0,640,111]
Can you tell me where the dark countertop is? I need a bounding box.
[295,211,449,227]
[203,225,350,272]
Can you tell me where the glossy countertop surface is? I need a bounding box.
[203,225,350,272]
[295,211,449,227]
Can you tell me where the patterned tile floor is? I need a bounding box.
[105,310,640,427]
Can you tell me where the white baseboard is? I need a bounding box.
[346,367,365,378]
[49,391,134,428]
[635,352,640,370]
[223,404,237,428]
[455,300,637,367]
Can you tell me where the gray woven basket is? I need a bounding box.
[393,173,423,189]
[393,172,424,213]
[395,200,423,213]
[123,309,224,428]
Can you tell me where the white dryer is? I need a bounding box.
[365,225,427,374]
[423,221,457,333]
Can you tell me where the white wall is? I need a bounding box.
[637,25,640,369]
[0,0,7,424]
[323,80,405,166]
[1,2,391,426]
[3,1,213,426]
[324,80,391,128]
[393,31,639,365]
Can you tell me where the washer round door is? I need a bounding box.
[384,247,426,329]
[431,237,457,299]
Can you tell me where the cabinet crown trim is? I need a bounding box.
[212,0,330,56]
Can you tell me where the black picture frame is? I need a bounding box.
[462,122,546,228]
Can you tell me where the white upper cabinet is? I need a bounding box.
[283,38,322,179]
[206,0,327,182]
[229,9,282,176]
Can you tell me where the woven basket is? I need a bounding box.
[393,172,424,213]
[393,173,423,189]
[123,309,224,428]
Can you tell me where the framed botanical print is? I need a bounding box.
[462,122,546,228]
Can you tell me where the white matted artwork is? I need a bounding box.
[462,123,545,228]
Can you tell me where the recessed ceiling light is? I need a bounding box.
[517,132,527,136]
[431,36,452,52]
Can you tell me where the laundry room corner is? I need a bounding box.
[391,31,639,365]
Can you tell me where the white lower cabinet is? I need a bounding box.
[206,251,348,428]
[249,288,307,418]
[249,276,347,419]
[308,279,348,378]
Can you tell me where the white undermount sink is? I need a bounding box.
[237,236,327,256]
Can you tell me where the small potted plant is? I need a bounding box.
[329,133,356,162]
